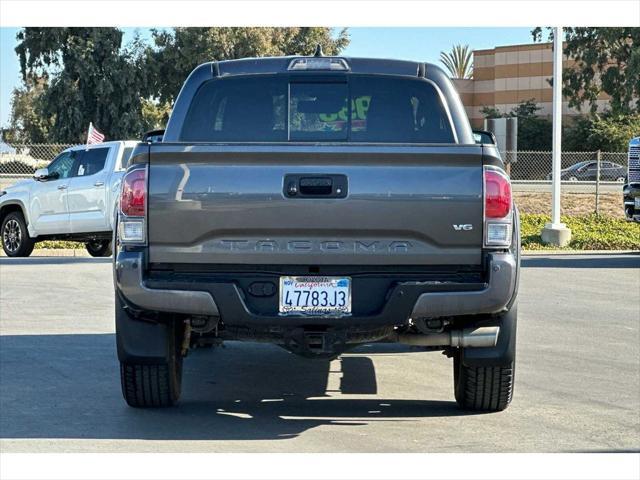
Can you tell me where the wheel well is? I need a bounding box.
[0,204,25,226]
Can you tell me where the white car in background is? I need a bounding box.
[0,140,138,257]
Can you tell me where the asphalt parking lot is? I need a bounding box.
[0,255,639,453]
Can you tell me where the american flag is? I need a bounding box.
[86,122,105,145]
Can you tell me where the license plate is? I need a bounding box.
[635,197,640,209]
[279,276,351,316]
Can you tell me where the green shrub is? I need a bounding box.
[38,240,84,249]
[563,114,640,152]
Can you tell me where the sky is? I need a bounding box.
[0,27,535,129]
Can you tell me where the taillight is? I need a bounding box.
[120,168,146,217]
[119,167,147,244]
[484,166,513,247]
[485,168,512,218]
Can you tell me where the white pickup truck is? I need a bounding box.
[0,140,137,257]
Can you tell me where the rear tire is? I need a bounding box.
[120,360,182,408]
[117,296,183,408]
[454,354,515,412]
[1,211,35,257]
[86,240,112,257]
[453,304,517,412]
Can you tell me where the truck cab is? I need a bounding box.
[0,140,137,257]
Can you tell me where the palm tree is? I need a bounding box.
[440,44,473,79]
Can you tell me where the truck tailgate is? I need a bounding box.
[147,144,484,266]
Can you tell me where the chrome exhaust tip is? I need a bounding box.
[451,326,500,348]
[389,326,500,348]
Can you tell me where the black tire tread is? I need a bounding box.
[120,363,178,408]
[456,363,514,412]
[20,241,35,257]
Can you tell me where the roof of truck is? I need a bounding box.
[209,55,444,78]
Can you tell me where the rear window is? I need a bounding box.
[181,75,454,143]
[289,82,349,141]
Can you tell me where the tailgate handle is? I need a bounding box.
[299,177,332,195]
[284,174,348,198]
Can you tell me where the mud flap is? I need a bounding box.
[461,303,517,368]
[115,292,172,364]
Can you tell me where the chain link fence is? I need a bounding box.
[0,144,78,189]
[506,151,628,192]
[505,150,627,217]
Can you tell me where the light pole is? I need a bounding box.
[541,26,572,247]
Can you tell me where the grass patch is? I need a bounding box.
[521,214,640,250]
[38,240,85,249]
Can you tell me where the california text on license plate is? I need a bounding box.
[279,276,351,316]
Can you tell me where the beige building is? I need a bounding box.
[453,42,611,129]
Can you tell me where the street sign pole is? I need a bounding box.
[542,26,572,247]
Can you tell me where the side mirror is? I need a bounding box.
[34,168,50,181]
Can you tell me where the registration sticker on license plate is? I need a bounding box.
[279,276,351,316]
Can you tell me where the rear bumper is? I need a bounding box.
[410,253,516,318]
[114,250,517,328]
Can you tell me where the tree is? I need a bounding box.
[141,99,172,131]
[516,116,553,151]
[508,99,552,150]
[10,27,350,143]
[147,27,350,104]
[564,113,640,152]
[14,28,151,143]
[479,99,552,150]
[532,27,640,115]
[479,105,503,119]
[440,44,473,79]
[510,99,541,118]
[7,77,52,143]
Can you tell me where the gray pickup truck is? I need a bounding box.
[114,53,520,412]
